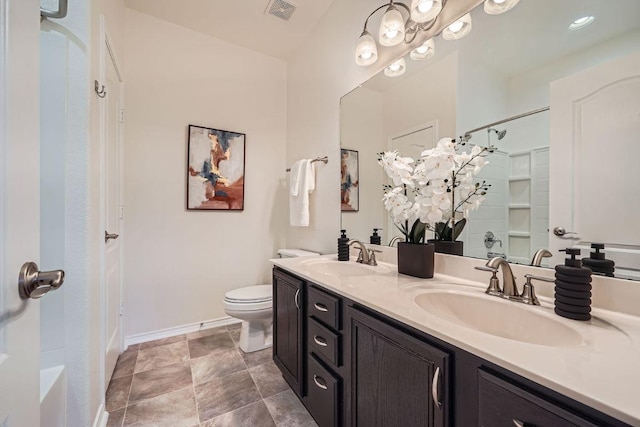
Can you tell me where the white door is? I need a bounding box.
[0,0,43,425]
[549,51,640,276]
[387,121,437,243]
[102,26,123,383]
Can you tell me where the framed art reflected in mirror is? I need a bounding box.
[341,148,359,212]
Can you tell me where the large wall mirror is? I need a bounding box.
[340,0,640,279]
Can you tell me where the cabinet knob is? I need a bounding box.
[313,335,328,347]
[314,302,328,312]
[431,366,442,409]
[313,375,328,390]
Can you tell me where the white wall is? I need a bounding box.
[123,9,288,337]
[286,0,481,254]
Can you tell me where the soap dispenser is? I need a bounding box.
[338,229,350,261]
[554,248,592,321]
[370,228,382,245]
[582,243,615,277]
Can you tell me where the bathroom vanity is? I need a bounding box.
[271,255,639,427]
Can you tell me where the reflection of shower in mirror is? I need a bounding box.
[488,127,507,141]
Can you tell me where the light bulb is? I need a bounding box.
[448,21,463,33]
[442,13,472,40]
[410,38,435,60]
[355,30,378,66]
[418,0,434,13]
[384,58,406,77]
[410,0,442,23]
[379,5,405,46]
[484,0,519,15]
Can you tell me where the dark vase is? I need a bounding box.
[397,242,435,278]
[428,239,464,256]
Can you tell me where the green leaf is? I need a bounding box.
[409,220,426,244]
[452,218,467,240]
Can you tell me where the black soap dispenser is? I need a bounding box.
[338,229,350,261]
[554,248,592,321]
[582,243,615,277]
[370,228,382,245]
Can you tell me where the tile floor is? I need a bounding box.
[105,323,318,427]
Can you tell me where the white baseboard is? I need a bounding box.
[124,316,241,347]
[92,404,108,427]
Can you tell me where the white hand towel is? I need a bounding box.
[290,159,316,227]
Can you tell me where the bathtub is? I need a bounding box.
[40,366,66,427]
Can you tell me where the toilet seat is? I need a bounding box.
[224,285,272,311]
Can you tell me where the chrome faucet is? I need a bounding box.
[531,249,552,267]
[349,240,370,265]
[485,257,519,300]
[348,240,381,266]
[388,236,405,247]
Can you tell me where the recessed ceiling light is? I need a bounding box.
[569,16,594,30]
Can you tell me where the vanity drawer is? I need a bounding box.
[308,286,341,330]
[306,354,341,427]
[308,318,341,367]
[478,370,599,427]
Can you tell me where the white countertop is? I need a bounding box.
[271,254,640,426]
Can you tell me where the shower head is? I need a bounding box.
[488,128,507,140]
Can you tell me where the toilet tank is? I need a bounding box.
[277,248,319,258]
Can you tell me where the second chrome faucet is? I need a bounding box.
[476,257,553,306]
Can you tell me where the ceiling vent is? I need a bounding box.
[265,0,297,22]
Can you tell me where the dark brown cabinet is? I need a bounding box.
[273,269,305,396]
[272,267,631,427]
[347,306,450,427]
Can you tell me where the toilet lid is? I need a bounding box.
[224,285,272,303]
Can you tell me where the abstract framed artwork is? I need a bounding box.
[340,148,359,212]
[187,124,246,210]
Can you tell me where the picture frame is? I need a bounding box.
[340,148,359,212]
[187,124,246,210]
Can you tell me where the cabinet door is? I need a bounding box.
[347,307,449,427]
[273,270,304,395]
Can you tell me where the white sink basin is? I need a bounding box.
[300,258,392,277]
[414,290,584,347]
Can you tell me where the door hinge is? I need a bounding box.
[120,205,125,220]
[120,108,125,123]
[120,302,124,316]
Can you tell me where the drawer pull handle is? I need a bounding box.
[313,375,328,390]
[313,335,328,347]
[294,289,300,309]
[431,366,442,409]
[513,421,531,427]
[314,302,328,312]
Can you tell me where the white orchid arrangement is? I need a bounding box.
[379,137,491,244]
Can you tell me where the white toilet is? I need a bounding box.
[224,248,319,353]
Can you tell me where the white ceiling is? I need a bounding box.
[124,0,337,59]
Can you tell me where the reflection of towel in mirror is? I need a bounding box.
[290,159,316,226]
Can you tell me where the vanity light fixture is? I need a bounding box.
[483,0,519,15]
[442,13,472,40]
[569,16,595,30]
[355,0,447,66]
[384,58,407,77]
[410,38,435,60]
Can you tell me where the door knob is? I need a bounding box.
[19,262,65,300]
[553,227,579,238]
[105,231,119,243]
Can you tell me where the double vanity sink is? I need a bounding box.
[298,257,598,348]
[274,254,640,426]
